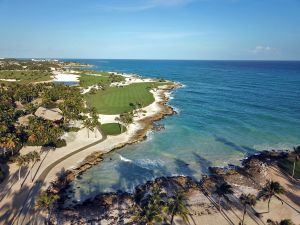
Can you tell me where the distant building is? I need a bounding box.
[34,107,63,122]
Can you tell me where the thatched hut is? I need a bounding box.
[34,107,63,122]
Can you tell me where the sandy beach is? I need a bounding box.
[52,72,80,82]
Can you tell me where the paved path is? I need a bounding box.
[0,129,107,225]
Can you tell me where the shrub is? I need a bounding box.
[54,139,67,148]
[42,101,57,109]
[43,139,66,148]
[68,127,80,132]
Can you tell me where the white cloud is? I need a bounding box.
[250,45,274,54]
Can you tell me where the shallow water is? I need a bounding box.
[63,60,300,202]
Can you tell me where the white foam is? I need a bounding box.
[253,143,296,151]
[171,106,181,114]
[135,159,165,170]
[119,154,133,163]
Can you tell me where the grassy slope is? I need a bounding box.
[0,70,52,84]
[101,123,126,135]
[85,82,162,114]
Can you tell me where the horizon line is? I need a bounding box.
[4,57,300,62]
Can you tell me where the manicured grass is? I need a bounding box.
[0,70,52,83]
[79,72,125,88]
[79,74,111,87]
[101,123,126,135]
[278,157,300,179]
[85,82,161,114]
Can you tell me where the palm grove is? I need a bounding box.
[0,82,98,182]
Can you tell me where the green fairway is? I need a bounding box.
[0,70,52,83]
[101,123,126,135]
[85,82,161,114]
[79,74,110,87]
[79,72,125,88]
[278,157,300,179]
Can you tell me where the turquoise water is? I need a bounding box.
[64,60,300,201]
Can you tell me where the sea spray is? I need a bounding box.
[119,154,133,163]
[119,154,165,171]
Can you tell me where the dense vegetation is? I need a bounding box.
[0,82,85,161]
[0,59,61,71]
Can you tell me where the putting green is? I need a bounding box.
[101,123,126,135]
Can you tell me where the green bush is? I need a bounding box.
[68,127,80,132]
[43,101,57,109]
[54,139,67,148]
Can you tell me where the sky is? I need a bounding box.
[0,0,300,60]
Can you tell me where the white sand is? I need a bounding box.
[53,72,80,82]
[0,78,17,82]
[110,73,156,87]
[81,85,101,94]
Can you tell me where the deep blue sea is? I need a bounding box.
[64,60,300,202]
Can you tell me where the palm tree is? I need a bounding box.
[258,180,285,213]
[133,204,166,225]
[15,155,27,181]
[29,151,40,182]
[278,219,295,225]
[291,149,299,178]
[5,134,18,156]
[83,118,92,138]
[28,133,38,145]
[168,190,189,225]
[292,155,299,178]
[91,113,100,138]
[214,181,234,211]
[118,112,133,133]
[239,194,257,225]
[132,186,167,225]
[35,192,59,224]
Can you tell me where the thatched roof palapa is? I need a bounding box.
[34,107,63,121]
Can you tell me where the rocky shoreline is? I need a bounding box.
[49,149,299,224]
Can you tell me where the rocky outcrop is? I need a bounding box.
[51,176,198,225]
[48,152,103,195]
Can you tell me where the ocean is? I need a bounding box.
[63,60,300,202]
